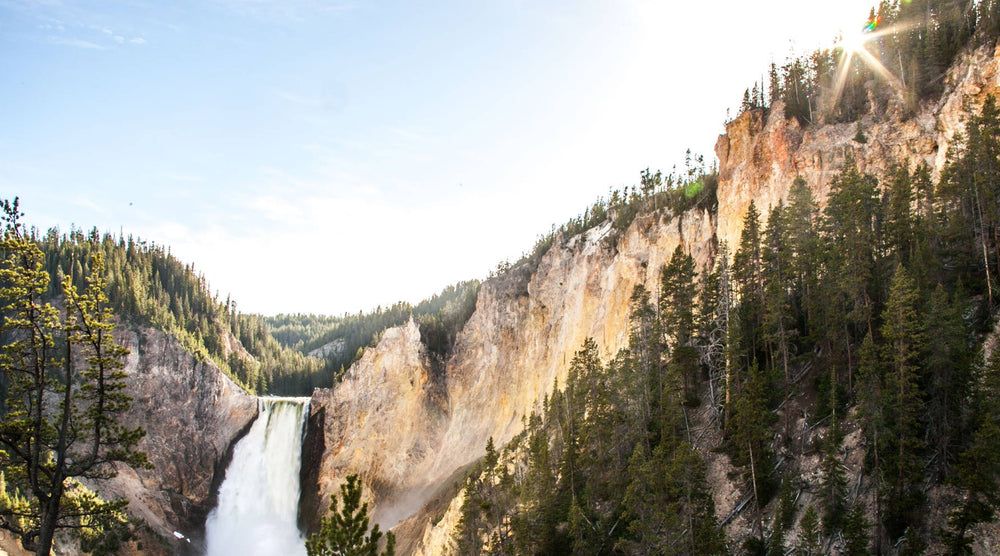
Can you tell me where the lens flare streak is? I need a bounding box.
[831,18,918,110]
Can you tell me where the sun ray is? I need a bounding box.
[856,45,906,96]
[830,50,856,113]
[829,17,921,112]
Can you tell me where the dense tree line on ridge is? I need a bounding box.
[23,228,483,396]
[454,95,1000,554]
[26,230,328,394]
[511,151,718,277]
[267,279,481,374]
[739,0,1000,125]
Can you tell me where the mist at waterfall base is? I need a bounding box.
[205,398,310,556]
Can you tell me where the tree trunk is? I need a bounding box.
[749,442,765,540]
[36,479,64,556]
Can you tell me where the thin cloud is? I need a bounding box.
[46,36,106,49]
[72,196,106,213]
[212,0,358,23]
[275,90,322,108]
[384,126,427,144]
[164,173,204,183]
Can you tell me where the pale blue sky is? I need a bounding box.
[2,0,876,315]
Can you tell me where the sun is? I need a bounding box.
[829,15,912,109]
[836,14,884,56]
[837,24,872,56]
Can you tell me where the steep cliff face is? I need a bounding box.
[304,42,1000,556]
[93,325,257,553]
[301,319,446,529]
[304,208,715,534]
[716,42,1000,251]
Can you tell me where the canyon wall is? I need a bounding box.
[93,325,258,554]
[303,209,715,535]
[302,43,1000,555]
[716,42,1000,251]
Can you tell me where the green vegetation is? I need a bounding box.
[740,0,1000,124]
[269,279,481,373]
[723,96,1000,553]
[0,200,149,555]
[306,474,395,556]
[455,258,725,554]
[19,217,482,396]
[455,95,1000,553]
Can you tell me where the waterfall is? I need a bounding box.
[205,397,310,556]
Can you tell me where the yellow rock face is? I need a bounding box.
[716,43,1000,252]
[305,43,1000,555]
[304,210,714,536]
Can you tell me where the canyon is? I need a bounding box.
[6,41,997,556]
[302,42,1000,554]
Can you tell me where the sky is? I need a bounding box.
[1,0,878,316]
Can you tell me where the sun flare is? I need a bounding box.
[830,15,916,109]
[837,24,872,55]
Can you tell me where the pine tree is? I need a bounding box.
[731,201,765,400]
[775,479,797,532]
[885,165,915,264]
[762,201,794,400]
[629,286,660,441]
[786,177,820,336]
[0,199,148,555]
[306,474,395,556]
[880,264,928,541]
[661,247,699,405]
[513,413,564,554]
[797,505,822,556]
[944,347,1000,553]
[620,442,724,555]
[939,96,1000,305]
[924,285,971,480]
[727,361,776,536]
[818,419,847,534]
[823,156,883,345]
[782,58,814,125]
[768,62,781,107]
[841,505,871,556]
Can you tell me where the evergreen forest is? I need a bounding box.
[453,6,1000,549]
[4,1,1000,554]
[23,230,480,395]
[738,0,1000,124]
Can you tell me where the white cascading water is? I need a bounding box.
[205,397,310,556]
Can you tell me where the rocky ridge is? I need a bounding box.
[92,325,257,554]
[716,42,1000,250]
[303,209,715,539]
[303,42,1000,555]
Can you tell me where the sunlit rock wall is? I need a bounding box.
[93,325,257,554]
[716,42,1000,251]
[306,41,1000,556]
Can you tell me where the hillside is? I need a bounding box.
[303,25,1000,556]
[5,2,1000,555]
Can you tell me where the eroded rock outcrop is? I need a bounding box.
[93,325,257,554]
[716,42,1000,251]
[303,41,1000,556]
[304,208,715,541]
